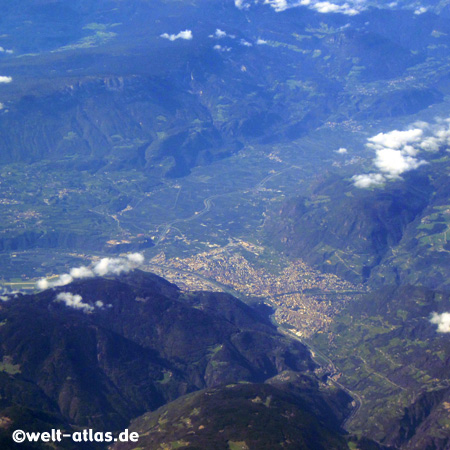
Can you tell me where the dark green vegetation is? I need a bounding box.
[0,270,359,450]
[113,374,352,450]
[310,286,450,448]
[1,0,450,279]
[1,0,450,449]
[265,163,450,290]
[267,146,450,447]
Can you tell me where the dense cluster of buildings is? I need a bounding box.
[147,240,366,337]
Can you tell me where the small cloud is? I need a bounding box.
[236,0,365,15]
[352,173,385,188]
[160,30,193,41]
[70,266,94,279]
[0,76,12,83]
[95,300,112,308]
[215,29,227,38]
[55,292,94,313]
[374,148,426,178]
[312,1,359,15]
[213,44,232,52]
[126,253,145,265]
[353,118,450,188]
[240,39,253,47]
[367,129,424,150]
[235,0,251,9]
[312,1,340,13]
[256,38,267,45]
[37,253,145,290]
[37,279,49,290]
[0,295,9,302]
[366,129,427,179]
[37,273,74,290]
[336,147,348,154]
[264,0,289,12]
[93,253,144,276]
[414,6,427,15]
[430,312,450,333]
[420,137,440,152]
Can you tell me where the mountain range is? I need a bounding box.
[1,0,450,448]
[0,270,358,449]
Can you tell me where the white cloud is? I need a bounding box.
[70,266,94,279]
[419,137,440,152]
[374,148,426,178]
[336,147,348,154]
[240,39,253,47]
[352,173,385,188]
[312,1,359,15]
[160,30,193,41]
[235,0,365,15]
[0,295,9,302]
[252,0,444,15]
[313,1,340,12]
[37,253,145,290]
[37,279,50,290]
[430,312,450,333]
[235,0,251,9]
[214,45,232,52]
[256,38,267,45]
[215,29,227,38]
[93,253,144,276]
[126,253,145,265]
[95,300,112,309]
[0,76,12,83]
[414,6,427,15]
[37,273,74,290]
[352,118,450,188]
[209,29,235,39]
[264,0,289,11]
[55,292,94,313]
[367,129,424,150]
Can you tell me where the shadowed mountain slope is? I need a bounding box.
[0,270,318,447]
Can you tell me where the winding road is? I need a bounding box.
[279,327,363,431]
[150,166,367,429]
[154,166,300,246]
[154,192,233,245]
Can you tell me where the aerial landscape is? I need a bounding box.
[0,0,450,448]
